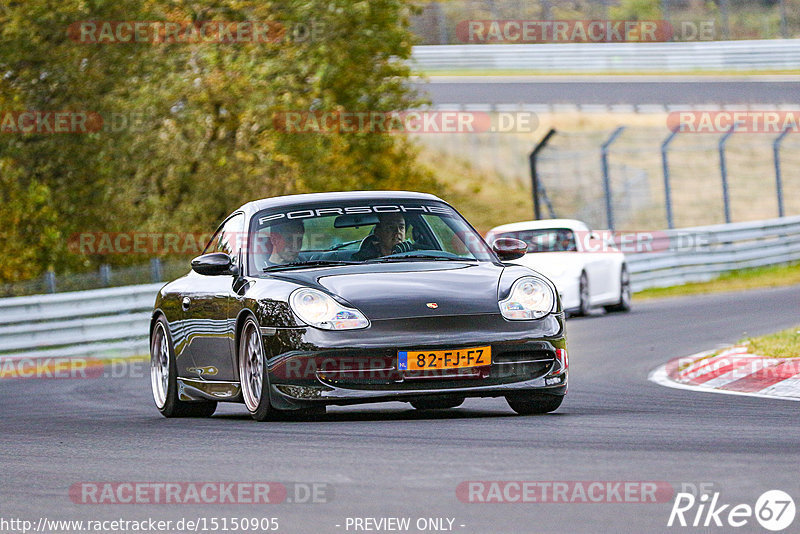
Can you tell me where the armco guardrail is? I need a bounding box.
[0,284,161,361]
[624,216,800,292]
[411,39,800,72]
[0,216,798,362]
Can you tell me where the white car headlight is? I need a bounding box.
[289,288,369,330]
[499,276,555,320]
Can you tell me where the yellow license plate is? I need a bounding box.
[398,346,491,371]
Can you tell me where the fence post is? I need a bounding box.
[780,0,788,39]
[433,1,448,45]
[99,264,111,287]
[720,0,731,39]
[529,128,557,220]
[718,127,735,224]
[541,0,551,20]
[773,127,791,218]
[44,270,56,294]
[601,126,625,231]
[660,0,671,41]
[661,128,680,229]
[150,258,163,283]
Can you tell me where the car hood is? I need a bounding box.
[277,262,504,320]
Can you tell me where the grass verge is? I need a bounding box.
[743,326,800,359]
[635,262,800,299]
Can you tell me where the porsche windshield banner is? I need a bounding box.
[257,204,455,225]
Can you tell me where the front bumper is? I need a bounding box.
[261,312,567,408]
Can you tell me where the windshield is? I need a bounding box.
[247,200,494,273]
[487,228,577,253]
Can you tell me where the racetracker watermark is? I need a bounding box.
[677,356,800,383]
[0,357,145,380]
[67,21,324,44]
[486,230,717,254]
[67,228,716,256]
[69,482,331,504]
[668,111,800,134]
[68,232,214,256]
[456,481,674,503]
[272,111,538,134]
[456,20,715,43]
[0,111,103,134]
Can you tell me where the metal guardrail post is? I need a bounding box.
[773,127,790,218]
[100,264,111,287]
[150,258,163,283]
[661,128,680,229]
[44,271,56,294]
[529,128,557,220]
[718,126,735,224]
[601,126,625,231]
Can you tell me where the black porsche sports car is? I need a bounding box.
[150,191,568,420]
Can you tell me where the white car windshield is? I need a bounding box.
[488,228,577,253]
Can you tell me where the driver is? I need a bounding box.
[353,212,414,260]
[268,219,305,265]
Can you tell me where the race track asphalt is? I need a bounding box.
[1,284,799,533]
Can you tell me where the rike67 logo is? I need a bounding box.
[668,490,795,531]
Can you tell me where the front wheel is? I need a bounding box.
[239,317,273,422]
[604,265,632,313]
[150,317,217,418]
[506,393,563,415]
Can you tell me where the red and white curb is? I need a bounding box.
[649,345,800,401]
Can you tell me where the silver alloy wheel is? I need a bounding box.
[621,268,631,308]
[240,321,264,412]
[579,273,589,312]
[150,322,169,409]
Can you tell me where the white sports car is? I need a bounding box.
[486,219,631,316]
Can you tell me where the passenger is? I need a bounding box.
[268,219,305,264]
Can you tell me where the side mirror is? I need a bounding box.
[492,237,528,261]
[191,252,238,276]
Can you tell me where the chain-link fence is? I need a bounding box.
[414,123,800,231]
[410,0,800,45]
[536,126,800,230]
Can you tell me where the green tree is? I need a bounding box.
[0,0,439,283]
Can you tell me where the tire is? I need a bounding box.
[575,272,590,317]
[410,397,465,410]
[239,317,273,422]
[506,393,563,415]
[150,316,217,418]
[604,265,632,313]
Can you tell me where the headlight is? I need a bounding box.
[289,288,369,330]
[499,276,555,320]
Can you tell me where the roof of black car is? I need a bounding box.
[242,190,444,214]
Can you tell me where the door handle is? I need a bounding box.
[182,297,190,311]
